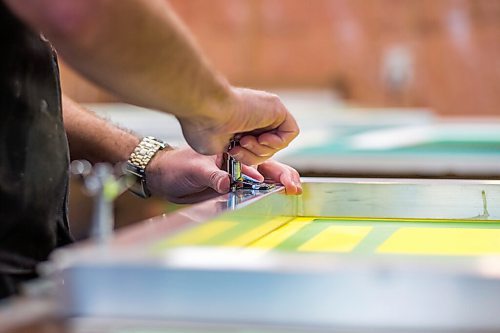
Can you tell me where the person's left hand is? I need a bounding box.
[145,146,302,204]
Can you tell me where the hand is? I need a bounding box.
[145,146,302,204]
[177,87,299,165]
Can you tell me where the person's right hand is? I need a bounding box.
[177,87,299,166]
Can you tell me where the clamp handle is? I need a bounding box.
[224,137,276,192]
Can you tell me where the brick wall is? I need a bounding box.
[60,0,500,115]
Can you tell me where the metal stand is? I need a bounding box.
[70,161,132,246]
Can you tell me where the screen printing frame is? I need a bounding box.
[47,178,500,332]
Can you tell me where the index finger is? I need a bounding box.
[257,112,299,150]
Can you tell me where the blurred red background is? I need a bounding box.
[60,0,500,116]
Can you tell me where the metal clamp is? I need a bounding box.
[225,138,276,192]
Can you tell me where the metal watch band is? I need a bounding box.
[128,136,167,169]
[126,136,167,198]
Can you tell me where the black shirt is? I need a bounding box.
[0,2,72,296]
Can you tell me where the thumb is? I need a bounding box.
[198,169,230,194]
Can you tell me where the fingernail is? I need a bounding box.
[216,177,223,190]
[216,176,228,193]
[294,181,302,194]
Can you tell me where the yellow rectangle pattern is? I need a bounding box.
[248,218,314,250]
[224,217,292,247]
[377,228,500,256]
[298,226,373,252]
[161,220,237,247]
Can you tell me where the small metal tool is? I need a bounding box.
[225,138,276,192]
[70,161,133,246]
[226,138,243,190]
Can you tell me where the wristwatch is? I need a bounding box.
[126,136,168,198]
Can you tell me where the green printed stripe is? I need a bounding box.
[306,218,500,229]
[202,217,274,246]
[274,219,332,251]
[350,226,399,254]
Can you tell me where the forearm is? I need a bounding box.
[63,95,139,163]
[6,0,232,120]
[5,0,299,163]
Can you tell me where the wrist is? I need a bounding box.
[126,136,173,198]
[143,147,176,198]
[178,76,236,124]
